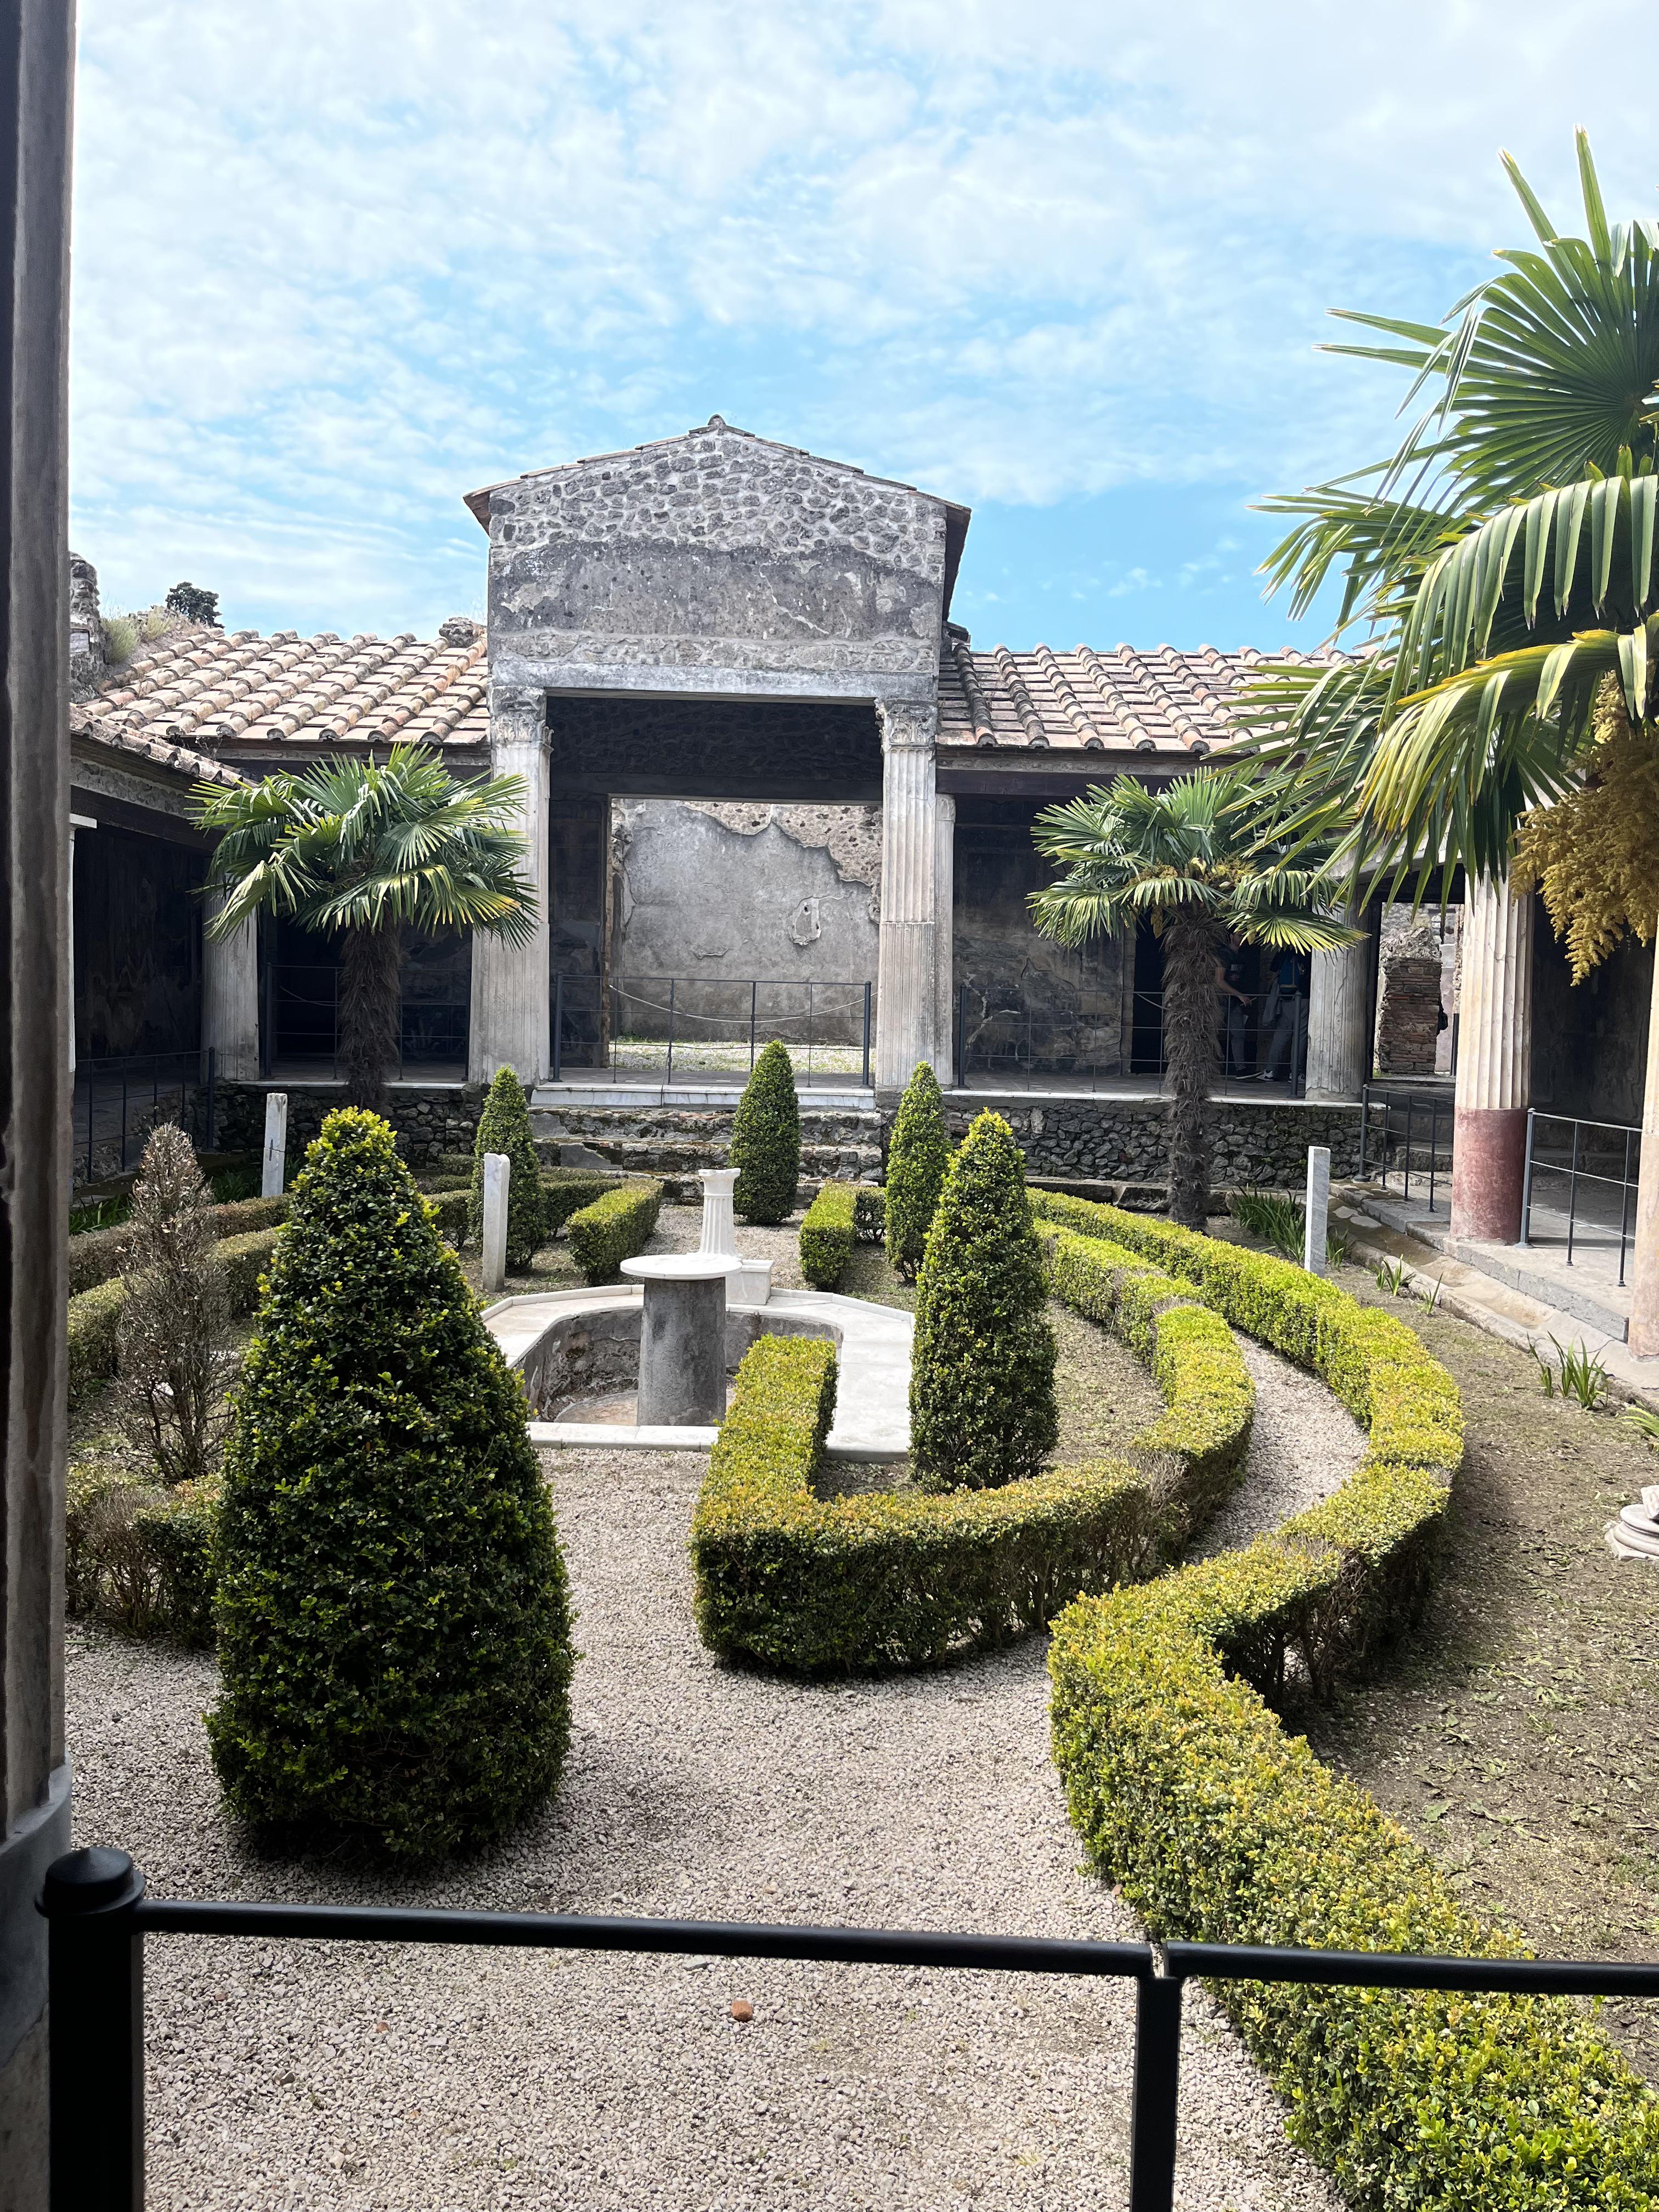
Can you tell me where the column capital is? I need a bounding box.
[488,685,548,750]
[876,697,937,752]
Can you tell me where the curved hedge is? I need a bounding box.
[1028,1200,1657,2210]
[565,1179,663,1284]
[692,1223,1254,1673]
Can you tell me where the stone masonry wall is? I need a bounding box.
[208,1082,485,1165]
[948,1094,1363,1187]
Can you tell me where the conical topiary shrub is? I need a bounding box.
[910,1109,1057,1492]
[884,1061,952,1281]
[730,1038,800,1224]
[469,1066,545,1270]
[208,1108,574,1859]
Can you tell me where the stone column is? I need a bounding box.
[874,699,940,1090]
[933,793,955,1084]
[469,686,550,1088]
[1305,932,1372,1101]
[1448,873,1533,1243]
[1,2,76,2199]
[1626,952,1659,1356]
[202,896,260,1082]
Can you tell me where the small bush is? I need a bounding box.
[730,1039,800,1224]
[208,1108,575,1860]
[67,1280,127,1409]
[542,1169,624,1232]
[65,1458,221,1644]
[565,1181,663,1284]
[911,1111,1056,1491]
[115,1126,230,1488]
[885,1062,952,1280]
[799,1182,859,1288]
[69,1192,288,1295]
[469,1068,546,1269]
[853,1186,885,1242]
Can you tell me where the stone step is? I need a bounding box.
[531,1105,883,1145]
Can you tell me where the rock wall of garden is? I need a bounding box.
[950,1093,1363,1187]
[207,1081,485,1164]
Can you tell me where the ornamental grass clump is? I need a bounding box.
[910,1110,1056,1491]
[884,1060,951,1280]
[115,1123,230,1488]
[730,1038,800,1224]
[208,1108,574,1860]
[468,1065,546,1268]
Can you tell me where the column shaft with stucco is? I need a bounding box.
[469,687,550,1087]
[1305,932,1372,1101]
[202,904,260,1082]
[933,793,955,1085]
[875,701,940,1088]
[1626,957,1659,1355]
[1449,874,1533,1243]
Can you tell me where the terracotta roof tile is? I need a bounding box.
[938,631,1342,755]
[70,698,244,787]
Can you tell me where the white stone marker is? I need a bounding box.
[1303,1143,1331,1277]
[261,1092,289,1199]
[482,1152,510,1294]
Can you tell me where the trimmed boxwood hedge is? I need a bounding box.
[884,1061,951,1279]
[1024,1201,1657,2210]
[565,1180,663,1284]
[66,1460,221,1644]
[543,1168,624,1232]
[730,1039,800,1224]
[469,1067,546,1269]
[799,1182,858,1288]
[69,1193,290,1295]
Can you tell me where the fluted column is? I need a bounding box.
[1626,953,1659,1355]
[1449,873,1533,1243]
[934,792,955,1084]
[202,896,259,1082]
[874,699,940,1090]
[1305,933,1372,1100]
[468,686,550,1087]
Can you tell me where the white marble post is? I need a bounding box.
[469,686,550,1088]
[202,894,261,1083]
[261,1092,288,1199]
[1448,873,1533,1244]
[1303,1144,1331,1276]
[697,1165,771,1306]
[482,1151,510,1293]
[874,698,941,1090]
[934,792,955,1085]
[67,812,93,1074]
[1626,951,1659,1356]
[1305,935,1372,1101]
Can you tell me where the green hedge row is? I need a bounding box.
[691,1334,1154,1672]
[542,1169,624,1233]
[66,1462,220,1643]
[69,1193,290,1295]
[1028,1204,1659,2208]
[799,1183,857,1288]
[565,1181,663,1284]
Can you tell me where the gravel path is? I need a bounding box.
[1187,1339,1367,1561]
[65,1224,1358,2212]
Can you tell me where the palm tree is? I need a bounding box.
[1029,772,1354,1226]
[1242,132,1659,899]
[192,747,537,1110]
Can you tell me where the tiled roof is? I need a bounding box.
[70,700,244,787]
[938,630,1341,755]
[81,619,489,758]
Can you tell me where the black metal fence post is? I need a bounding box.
[1619,1126,1634,1286]
[1127,1970,1183,2211]
[43,1847,146,2212]
[1519,1110,1536,1249]
[205,1046,217,1152]
[665,979,676,1088]
[860,981,871,1090]
[552,974,564,1084]
[1566,1119,1582,1266]
[750,981,759,1074]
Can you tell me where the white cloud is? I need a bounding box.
[71,0,1659,634]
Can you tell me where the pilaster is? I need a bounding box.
[1449,873,1533,1243]
[469,687,551,1087]
[874,699,939,1089]
[934,793,955,1085]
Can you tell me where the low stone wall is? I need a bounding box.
[206,1080,486,1165]
[948,1092,1363,1186]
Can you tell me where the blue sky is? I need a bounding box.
[70,0,1656,654]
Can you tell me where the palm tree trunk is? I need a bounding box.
[338,922,402,1113]
[1161,915,1220,1228]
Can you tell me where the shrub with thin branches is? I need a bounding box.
[115,1124,230,1488]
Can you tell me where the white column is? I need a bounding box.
[202,895,261,1082]
[874,699,940,1090]
[1627,949,1659,1355]
[934,792,955,1084]
[1303,1144,1330,1276]
[1305,934,1372,1101]
[481,1152,509,1293]
[1448,873,1533,1244]
[261,1093,288,1198]
[67,812,94,1073]
[469,686,550,1088]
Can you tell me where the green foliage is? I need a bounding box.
[65,1459,222,1643]
[469,1068,546,1268]
[100,613,138,664]
[730,1040,800,1224]
[853,1186,886,1242]
[67,1280,133,1409]
[884,1062,952,1279]
[207,1109,574,1860]
[541,1169,624,1232]
[1532,1333,1609,1409]
[69,1193,288,1296]
[1229,1186,1351,1269]
[165,580,220,627]
[910,1112,1056,1491]
[70,1194,131,1235]
[563,1180,663,1285]
[115,1125,229,1488]
[799,1182,859,1288]
[210,1163,263,1203]
[424,1188,470,1248]
[692,1336,1151,1673]
[1624,1402,1659,1447]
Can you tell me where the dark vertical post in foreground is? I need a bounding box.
[0,4,76,2205]
[43,1850,145,2211]
[1127,1972,1183,2212]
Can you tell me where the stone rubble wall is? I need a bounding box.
[945,1095,1363,1186]
[207,1081,487,1165]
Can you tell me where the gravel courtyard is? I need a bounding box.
[67,1289,1364,2211]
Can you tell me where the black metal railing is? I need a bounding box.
[1359,1085,1455,1215]
[951,983,1307,1090]
[72,1051,217,1186]
[552,973,873,1089]
[40,1847,1659,2212]
[1520,1109,1643,1281]
[261,964,470,1078]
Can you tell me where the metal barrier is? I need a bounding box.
[72,1052,217,1185]
[1359,1085,1454,1214]
[552,974,873,1088]
[40,1846,1659,2212]
[952,983,1306,1090]
[261,964,470,1079]
[1520,1109,1642,1280]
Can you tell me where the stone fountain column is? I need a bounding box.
[698,1165,773,1307]
[621,1254,743,1425]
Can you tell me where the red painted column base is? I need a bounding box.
[1449,1106,1527,1244]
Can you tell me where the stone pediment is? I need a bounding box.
[468,419,970,703]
